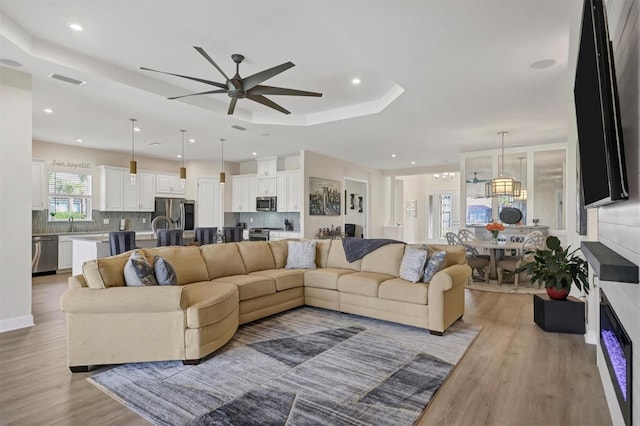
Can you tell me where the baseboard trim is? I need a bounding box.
[0,315,34,333]
[584,330,598,345]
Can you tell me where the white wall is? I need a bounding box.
[302,150,386,239]
[0,68,33,332]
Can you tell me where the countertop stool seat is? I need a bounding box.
[194,227,218,245]
[156,229,184,247]
[108,231,137,256]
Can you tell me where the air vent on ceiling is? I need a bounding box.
[231,125,247,131]
[49,73,86,86]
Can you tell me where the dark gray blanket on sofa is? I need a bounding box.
[342,237,404,263]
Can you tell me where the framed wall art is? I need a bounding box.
[309,177,341,216]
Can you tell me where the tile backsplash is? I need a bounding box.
[32,210,152,234]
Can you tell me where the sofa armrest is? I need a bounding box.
[427,264,471,333]
[428,264,471,294]
[60,286,186,314]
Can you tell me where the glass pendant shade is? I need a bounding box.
[487,131,520,197]
[129,118,137,185]
[515,188,528,201]
[179,130,187,189]
[219,171,226,184]
[219,138,225,185]
[129,160,137,185]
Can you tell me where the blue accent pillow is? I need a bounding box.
[153,256,177,285]
[422,251,447,283]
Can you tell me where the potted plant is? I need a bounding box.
[515,236,589,300]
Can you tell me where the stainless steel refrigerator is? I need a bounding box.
[151,197,195,233]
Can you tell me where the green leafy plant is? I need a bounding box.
[515,236,589,294]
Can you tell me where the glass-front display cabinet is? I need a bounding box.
[460,144,566,235]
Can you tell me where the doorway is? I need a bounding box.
[425,190,460,243]
[343,178,368,238]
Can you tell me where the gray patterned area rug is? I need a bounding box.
[88,307,481,425]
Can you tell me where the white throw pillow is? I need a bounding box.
[285,240,317,269]
[399,247,428,283]
[124,249,158,286]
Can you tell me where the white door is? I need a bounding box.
[425,190,460,243]
[197,177,221,227]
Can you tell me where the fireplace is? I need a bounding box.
[600,289,632,426]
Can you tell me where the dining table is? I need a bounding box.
[465,240,522,279]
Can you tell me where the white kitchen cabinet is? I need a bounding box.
[58,239,72,270]
[231,174,257,212]
[124,172,155,211]
[156,173,185,195]
[256,178,277,197]
[99,166,125,211]
[32,161,45,210]
[256,156,277,178]
[196,177,221,227]
[276,170,301,212]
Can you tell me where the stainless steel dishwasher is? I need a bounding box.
[32,235,58,275]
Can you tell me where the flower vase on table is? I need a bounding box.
[490,230,500,243]
[486,221,505,244]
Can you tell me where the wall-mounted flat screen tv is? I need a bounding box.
[573,0,629,208]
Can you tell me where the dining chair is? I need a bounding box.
[156,229,184,247]
[194,227,218,245]
[496,231,546,287]
[108,231,137,256]
[447,231,490,283]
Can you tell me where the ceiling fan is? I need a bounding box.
[465,172,490,184]
[141,46,322,115]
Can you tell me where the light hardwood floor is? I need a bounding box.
[0,274,612,426]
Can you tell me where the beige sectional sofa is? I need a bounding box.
[60,239,471,372]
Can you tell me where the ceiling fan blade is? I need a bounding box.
[193,46,230,81]
[248,85,322,97]
[140,67,227,89]
[247,94,290,114]
[242,62,295,91]
[227,98,238,115]
[167,89,227,100]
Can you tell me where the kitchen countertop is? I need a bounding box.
[35,230,194,239]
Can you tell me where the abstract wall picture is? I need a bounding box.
[309,177,341,215]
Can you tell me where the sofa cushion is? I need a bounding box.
[153,256,177,285]
[427,244,467,267]
[200,243,246,280]
[124,250,158,286]
[82,252,131,288]
[398,248,428,283]
[423,251,447,283]
[212,275,276,301]
[360,243,405,277]
[304,268,356,290]
[142,246,209,286]
[326,239,361,271]
[313,239,332,268]
[249,269,305,291]
[337,272,395,297]
[268,240,289,268]
[238,241,276,273]
[182,281,239,329]
[378,278,428,305]
[286,240,317,269]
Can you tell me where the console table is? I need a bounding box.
[467,224,549,242]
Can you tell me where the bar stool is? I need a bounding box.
[194,227,218,245]
[108,231,137,256]
[223,226,243,243]
[156,229,184,247]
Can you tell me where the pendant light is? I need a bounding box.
[179,129,187,189]
[514,156,527,201]
[129,118,137,185]
[485,131,521,197]
[219,138,226,185]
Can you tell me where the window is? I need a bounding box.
[48,171,92,220]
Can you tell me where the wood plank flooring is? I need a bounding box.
[0,274,611,426]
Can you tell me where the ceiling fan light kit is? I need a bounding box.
[141,46,322,115]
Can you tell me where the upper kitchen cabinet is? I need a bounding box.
[231,174,257,212]
[256,156,277,178]
[276,170,301,212]
[99,166,125,211]
[32,160,45,210]
[256,178,277,197]
[124,171,155,211]
[156,173,185,196]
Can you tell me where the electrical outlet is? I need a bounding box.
[103,218,109,225]
[250,217,254,223]
[142,218,146,224]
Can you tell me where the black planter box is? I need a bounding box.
[533,294,585,334]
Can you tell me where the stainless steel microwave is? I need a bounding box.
[256,196,277,211]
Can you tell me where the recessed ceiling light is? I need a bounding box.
[411,161,416,165]
[0,58,21,67]
[43,108,53,114]
[351,77,361,85]
[177,154,182,159]
[252,152,257,156]
[189,138,196,143]
[133,127,141,132]
[148,142,160,146]
[69,23,83,31]
[76,138,83,143]
[49,73,86,86]
[391,154,397,158]
[530,59,556,69]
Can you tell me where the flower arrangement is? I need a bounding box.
[486,221,505,240]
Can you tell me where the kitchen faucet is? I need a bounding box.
[69,216,74,232]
